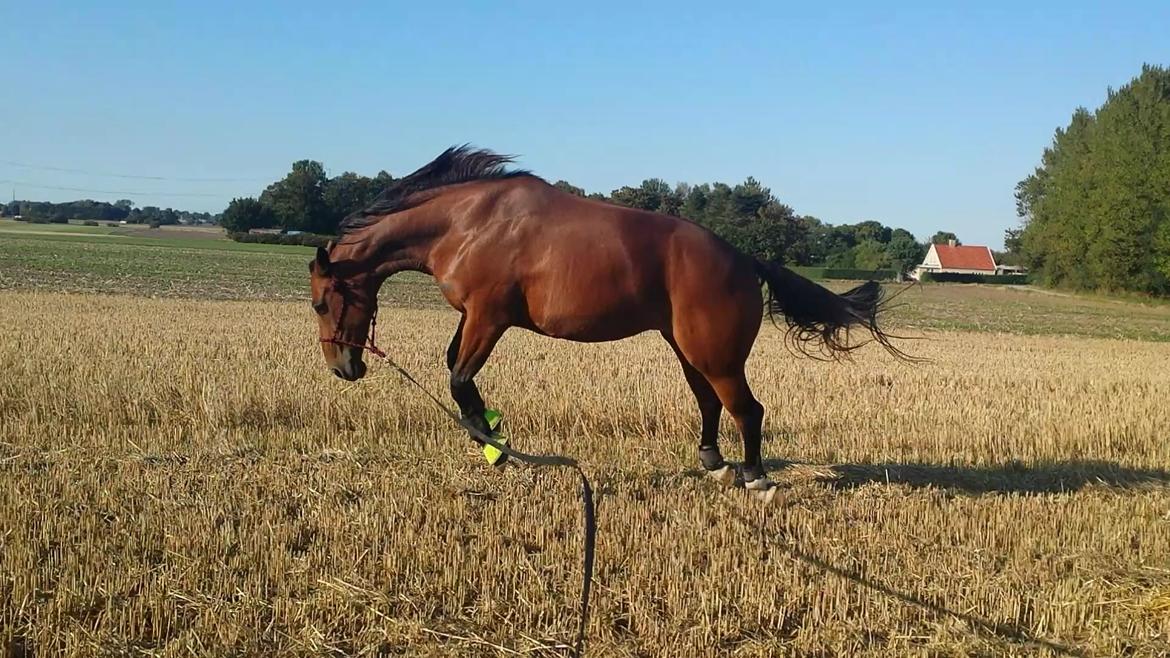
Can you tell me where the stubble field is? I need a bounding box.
[1,226,1169,657]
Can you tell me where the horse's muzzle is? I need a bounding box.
[332,357,367,381]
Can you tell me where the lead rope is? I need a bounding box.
[322,319,595,657]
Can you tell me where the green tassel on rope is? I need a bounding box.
[482,408,507,465]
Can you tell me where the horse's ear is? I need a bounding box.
[315,246,331,273]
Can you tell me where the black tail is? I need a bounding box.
[754,260,915,361]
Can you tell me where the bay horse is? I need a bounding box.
[309,146,905,495]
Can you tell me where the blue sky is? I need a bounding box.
[2,1,1166,248]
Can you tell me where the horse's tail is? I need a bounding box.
[753,259,914,361]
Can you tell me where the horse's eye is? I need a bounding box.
[312,300,328,315]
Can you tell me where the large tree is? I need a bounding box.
[323,171,394,227]
[553,180,585,197]
[220,197,277,232]
[930,231,960,245]
[609,178,681,216]
[260,160,329,233]
[885,232,927,273]
[1016,64,1170,295]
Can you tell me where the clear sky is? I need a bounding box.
[2,1,1166,248]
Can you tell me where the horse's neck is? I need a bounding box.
[357,205,449,277]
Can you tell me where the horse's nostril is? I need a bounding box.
[332,367,343,378]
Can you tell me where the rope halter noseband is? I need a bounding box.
[318,279,386,359]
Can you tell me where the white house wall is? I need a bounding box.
[921,245,942,269]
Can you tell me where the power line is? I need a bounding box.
[0,159,269,183]
[0,179,223,198]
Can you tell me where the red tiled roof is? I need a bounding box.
[935,244,996,271]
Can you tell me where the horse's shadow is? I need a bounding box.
[759,458,1170,495]
[631,456,1166,657]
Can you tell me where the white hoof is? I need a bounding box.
[744,476,775,491]
[752,486,779,505]
[745,477,779,504]
[706,464,736,487]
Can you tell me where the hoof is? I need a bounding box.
[745,477,779,504]
[752,486,779,504]
[706,464,736,487]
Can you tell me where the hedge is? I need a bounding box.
[227,231,336,247]
[790,267,900,281]
[918,271,1030,285]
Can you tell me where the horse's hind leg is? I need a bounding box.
[706,372,774,500]
[670,324,776,499]
[668,263,775,500]
[663,333,734,486]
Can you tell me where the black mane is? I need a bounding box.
[338,145,534,236]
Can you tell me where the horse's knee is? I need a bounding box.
[449,371,466,397]
[449,370,476,399]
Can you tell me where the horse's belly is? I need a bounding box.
[533,315,651,342]
[528,298,659,343]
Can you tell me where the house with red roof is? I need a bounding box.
[913,239,998,278]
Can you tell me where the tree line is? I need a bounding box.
[1015,64,1170,295]
[2,199,218,225]
[566,177,947,272]
[1,158,974,274]
[223,162,965,272]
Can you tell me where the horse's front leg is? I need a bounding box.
[446,312,506,457]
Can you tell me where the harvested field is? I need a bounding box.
[2,290,1168,656]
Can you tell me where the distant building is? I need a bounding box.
[913,240,997,278]
[249,228,283,235]
[995,264,1028,276]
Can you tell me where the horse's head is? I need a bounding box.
[309,245,377,381]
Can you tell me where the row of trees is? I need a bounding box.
[2,199,218,225]
[224,163,958,272]
[4,199,130,222]
[1015,64,1170,295]
[580,176,940,270]
[126,206,219,225]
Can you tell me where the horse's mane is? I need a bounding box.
[338,145,535,236]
